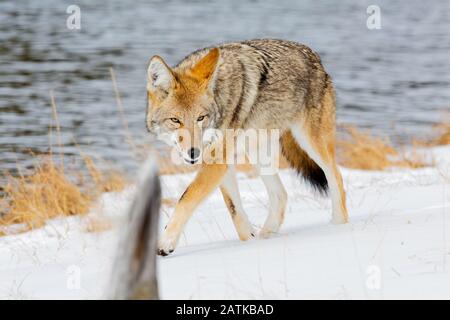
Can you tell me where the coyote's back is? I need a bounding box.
[176,39,334,131]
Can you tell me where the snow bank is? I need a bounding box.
[0,146,449,299]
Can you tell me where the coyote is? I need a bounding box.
[146,39,348,256]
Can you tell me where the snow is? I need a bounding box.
[0,146,449,299]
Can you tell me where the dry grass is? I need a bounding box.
[336,126,428,170]
[422,123,450,147]
[0,155,125,233]
[0,159,91,229]
[0,92,125,234]
[81,153,126,193]
[0,72,130,236]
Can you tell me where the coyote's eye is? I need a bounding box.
[197,115,206,122]
[170,118,181,124]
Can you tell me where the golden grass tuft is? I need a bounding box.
[425,123,450,146]
[81,154,126,193]
[0,74,130,236]
[0,80,130,236]
[0,159,91,229]
[337,126,428,170]
[0,155,125,235]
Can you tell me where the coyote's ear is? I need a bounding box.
[189,48,220,87]
[147,56,175,93]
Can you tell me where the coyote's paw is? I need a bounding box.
[236,222,256,241]
[238,230,256,241]
[331,214,348,225]
[157,234,177,256]
[259,220,280,239]
[259,228,277,239]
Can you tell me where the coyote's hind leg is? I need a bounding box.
[254,165,288,238]
[290,122,348,224]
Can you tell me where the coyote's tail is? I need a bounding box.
[280,130,328,194]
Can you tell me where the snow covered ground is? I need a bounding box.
[0,146,449,300]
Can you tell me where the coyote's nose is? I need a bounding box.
[189,147,201,160]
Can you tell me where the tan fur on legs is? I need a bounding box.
[325,138,348,223]
[158,163,228,255]
[220,166,255,241]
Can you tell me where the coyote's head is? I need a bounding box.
[146,48,220,164]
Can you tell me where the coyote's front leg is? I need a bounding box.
[158,164,228,256]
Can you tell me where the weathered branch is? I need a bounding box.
[109,156,160,299]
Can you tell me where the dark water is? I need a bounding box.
[0,0,449,174]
